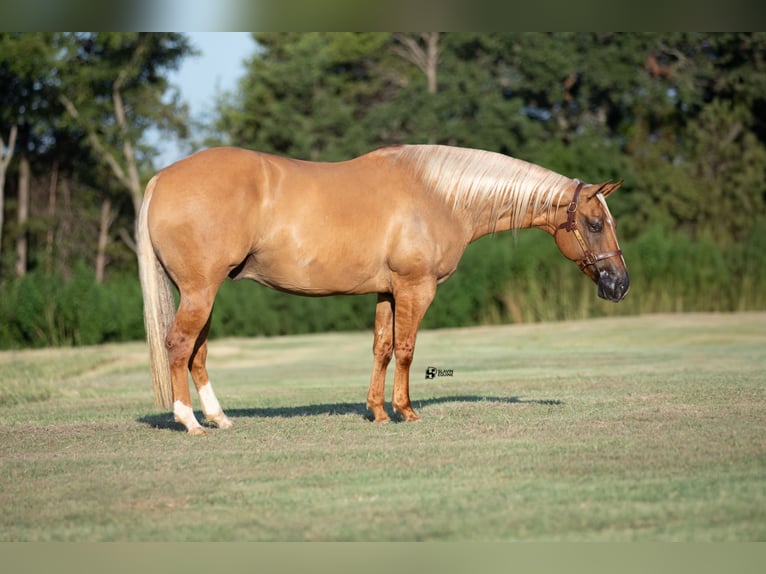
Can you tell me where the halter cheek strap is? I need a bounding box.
[557,181,623,271]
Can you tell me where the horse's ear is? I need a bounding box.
[591,179,623,199]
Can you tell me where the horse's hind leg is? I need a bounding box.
[189,315,233,429]
[166,288,218,435]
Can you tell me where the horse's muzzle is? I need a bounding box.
[597,270,630,302]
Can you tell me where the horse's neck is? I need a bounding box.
[392,144,572,242]
[462,172,572,242]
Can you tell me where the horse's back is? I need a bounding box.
[146,146,463,296]
[151,146,415,230]
[152,146,399,205]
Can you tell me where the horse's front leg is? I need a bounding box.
[366,294,394,422]
[391,279,436,422]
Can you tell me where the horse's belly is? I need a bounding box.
[231,251,388,296]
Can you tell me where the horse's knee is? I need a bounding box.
[394,342,415,367]
[373,340,393,365]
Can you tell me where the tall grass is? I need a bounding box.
[1,224,765,348]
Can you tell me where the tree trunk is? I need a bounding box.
[45,160,59,274]
[393,33,440,94]
[15,154,30,277]
[95,195,113,284]
[112,87,143,218]
[424,32,439,95]
[59,177,72,281]
[0,125,18,268]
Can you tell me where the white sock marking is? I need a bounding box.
[198,382,233,429]
[198,382,222,417]
[173,400,202,433]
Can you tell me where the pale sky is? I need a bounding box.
[153,32,254,167]
[174,32,254,120]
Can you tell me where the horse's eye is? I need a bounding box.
[588,220,603,233]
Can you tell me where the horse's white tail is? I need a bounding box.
[137,175,175,409]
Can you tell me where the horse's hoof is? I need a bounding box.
[216,417,234,429]
[394,405,420,422]
[367,405,390,423]
[206,413,233,429]
[187,426,207,436]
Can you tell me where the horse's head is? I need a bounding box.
[551,180,629,302]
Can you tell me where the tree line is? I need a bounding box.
[1,33,192,282]
[1,33,765,348]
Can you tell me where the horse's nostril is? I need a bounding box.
[619,275,630,299]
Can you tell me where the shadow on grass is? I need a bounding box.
[137,394,563,432]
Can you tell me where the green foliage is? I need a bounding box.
[0,265,143,348]
[215,32,392,161]
[211,281,376,337]
[55,33,194,141]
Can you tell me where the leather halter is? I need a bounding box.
[557,181,623,271]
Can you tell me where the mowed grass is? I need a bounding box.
[0,312,764,541]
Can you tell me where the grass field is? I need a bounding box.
[0,312,764,541]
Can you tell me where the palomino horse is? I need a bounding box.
[137,145,629,434]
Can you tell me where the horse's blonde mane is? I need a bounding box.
[394,145,574,230]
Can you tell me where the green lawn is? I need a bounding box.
[1,313,764,541]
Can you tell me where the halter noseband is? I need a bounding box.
[557,181,623,271]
